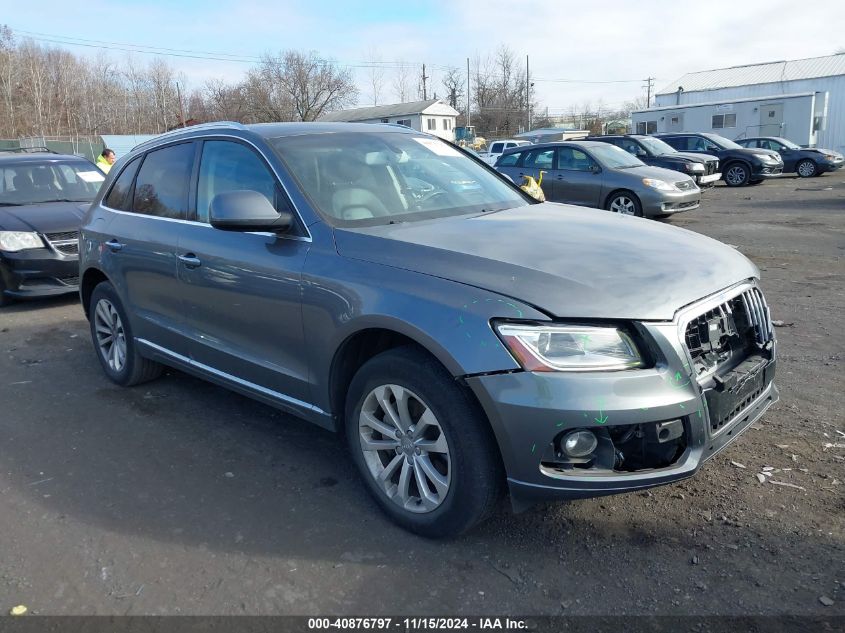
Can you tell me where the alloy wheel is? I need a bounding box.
[797,160,816,177]
[610,195,637,215]
[725,165,747,186]
[358,384,451,513]
[93,298,127,372]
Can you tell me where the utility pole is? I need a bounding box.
[421,64,429,100]
[176,81,186,128]
[643,76,655,108]
[466,57,471,127]
[526,55,530,132]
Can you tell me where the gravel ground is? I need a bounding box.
[0,175,843,616]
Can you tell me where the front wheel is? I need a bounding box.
[796,159,817,178]
[345,346,503,537]
[606,192,643,217]
[724,163,750,187]
[89,281,163,386]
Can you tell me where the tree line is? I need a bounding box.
[0,25,640,140]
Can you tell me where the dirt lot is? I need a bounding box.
[0,175,843,617]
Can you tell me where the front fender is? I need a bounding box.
[301,242,548,414]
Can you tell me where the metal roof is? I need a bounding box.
[318,99,459,122]
[657,53,845,96]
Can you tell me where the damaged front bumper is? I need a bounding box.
[466,282,778,510]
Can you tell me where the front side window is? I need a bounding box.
[271,131,530,227]
[496,153,520,167]
[0,160,105,206]
[490,142,504,153]
[579,145,639,169]
[104,157,142,211]
[133,143,195,219]
[558,147,600,171]
[196,141,279,223]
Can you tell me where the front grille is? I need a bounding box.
[675,180,695,191]
[684,287,773,378]
[44,231,79,256]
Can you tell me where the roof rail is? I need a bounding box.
[5,146,59,154]
[133,121,249,151]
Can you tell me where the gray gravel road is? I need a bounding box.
[0,175,843,616]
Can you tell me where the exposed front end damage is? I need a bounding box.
[466,280,778,510]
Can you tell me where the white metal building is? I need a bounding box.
[319,99,460,141]
[632,54,845,152]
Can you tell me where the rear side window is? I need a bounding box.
[497,153,520,167]
[133,143,195,219]
[104,157,141,211]
[524,149,555,170]
[196,141,280,223]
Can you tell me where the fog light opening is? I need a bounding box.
[561,430,598,458]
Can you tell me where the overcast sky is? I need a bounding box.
[6,0,845,116]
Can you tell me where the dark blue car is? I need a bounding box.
[736,137,844,178]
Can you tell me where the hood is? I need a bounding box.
[669,151,718,164]
[806,147,843,158]
[733,147,781,161]
[0,201,88,233]
[334,203,758,321]
[620,164,696,183]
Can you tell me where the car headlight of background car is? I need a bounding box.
[641,178,678,192]
[495,323,644,371]
[0,231,45,252]
[754,153,779,163]
[684,163,705,173]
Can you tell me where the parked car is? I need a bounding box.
[735,137,844,178]
[656,133,783,186]
[80,122,778,537]
[587,134,721,187]
[0,149,105,306]
[478,139,531,165]
[494,140,700,218]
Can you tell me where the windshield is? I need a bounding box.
[588,144,645,169]
[270,132,531,226]
[0,160,105,206]
[773,137,801,150]
[702,133,743,150]
[638,136,676,156]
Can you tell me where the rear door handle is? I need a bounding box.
[178,253,202,269]
[105,239,124,252]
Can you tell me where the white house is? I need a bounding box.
[632,54,845,152]
[319,99,460,141]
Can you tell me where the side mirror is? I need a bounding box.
[209,190,292,232]
[590,164,602,174]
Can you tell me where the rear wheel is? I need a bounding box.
[796,159,817,178]
[89,281,163,386]
[724,163,750,187]
[606,191,643,217]
[345,346,502,537]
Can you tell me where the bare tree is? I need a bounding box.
[442,67,464,111]
[392,62,412,103]
[365,47,385,106]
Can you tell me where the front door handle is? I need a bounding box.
[178,253,202,269]
[105,239,124,252]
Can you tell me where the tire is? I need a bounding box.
[345,346,503,538]
[606,191,643,217]
[724,163,750,187]
[796,159,817,178]
[749,179,765,185]
[88,281,163,386]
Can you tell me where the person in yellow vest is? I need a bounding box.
[96,148,116,174]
